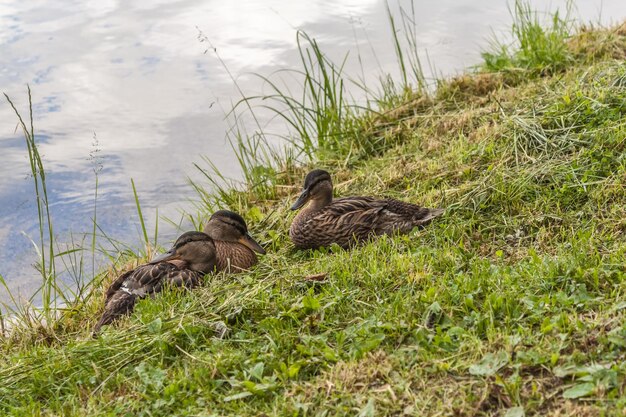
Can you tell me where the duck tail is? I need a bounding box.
[407,206,444,226]
[92,292,137,337]
[419,207,444,223]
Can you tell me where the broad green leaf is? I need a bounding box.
[248,362,265,381]
[135,362,166,391]
[223,391,253,402]
[146,317,162,333]
[504,407,525,417]
[469,351,509,376]
[562,382,595,399]
[357,398,375,417]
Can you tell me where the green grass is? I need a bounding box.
[482,0,575,75]
[3,87,61,326]
[3,4,626,416]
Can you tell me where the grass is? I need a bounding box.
[3,2,626,415]
[482,0,575,75]
[0,93,158,342]
[2,86,61,328]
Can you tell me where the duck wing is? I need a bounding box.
[164,267,204,288]
[299,197,386,247]
[114,262,203,297]
[94,263,202,335]
[118,262,175,297]
[104,269,134,302]
[313,196,443,244]
[375,198,444,233]
[319,196,386,226]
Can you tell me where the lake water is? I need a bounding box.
[1,0,625,305]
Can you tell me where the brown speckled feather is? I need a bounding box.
[290,196,444,249]
[94,231,216,335]
[214,240,258,273]
[203,210,264,272]
[94,262,204,334]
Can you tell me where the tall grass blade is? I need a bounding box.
[4,87,57,317]
[130,179,150,250]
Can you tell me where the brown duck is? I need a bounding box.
[203,210,266,272]
[93,231,216,334]
[289,169,444,249]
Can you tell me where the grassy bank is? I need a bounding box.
[3,5,626,416]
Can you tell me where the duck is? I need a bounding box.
[289,169,444,249]
[93,231,216,334]
[203,209,266,272]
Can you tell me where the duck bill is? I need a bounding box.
[290,189,310,210]
[239,233,266,255]
[150,247,180,264]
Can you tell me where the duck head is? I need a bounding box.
[203,210,266,255]
[291,169,333,210]
[151,231,216,273]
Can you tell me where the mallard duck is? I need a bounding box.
[289,169,444,249]
[93,231,216,334]
[203,210,265,272]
